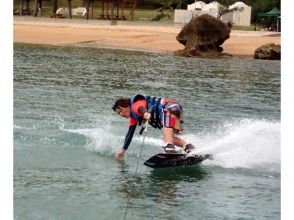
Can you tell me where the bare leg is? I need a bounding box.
[163,127,174,144]
[163,127,187,148]
[173,136,187,148]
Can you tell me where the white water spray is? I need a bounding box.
[66,118,280,171]
[186,119,280,170]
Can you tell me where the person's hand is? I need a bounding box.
[115,149,126,161]
[143,112,151,120]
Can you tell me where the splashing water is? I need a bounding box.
[66,118,280,171]
[186,119,280,171]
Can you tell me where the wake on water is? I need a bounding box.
[187,119,280,172]
[66,119,280,172]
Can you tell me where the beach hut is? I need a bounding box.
[201,1,225,12]
[175,1,226,23]
[187,1,206,11]
[221,1,251,26]
[201,1,226,18]
[228,1,247,10]
[56,7,69,17]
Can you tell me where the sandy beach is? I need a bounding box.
[13,17,281,57]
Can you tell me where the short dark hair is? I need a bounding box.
[112,98,131,111]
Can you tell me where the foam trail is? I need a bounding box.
[63,116,162,155]
[133,136,163,147]
[64,117,123,155]
[186,119,280,171]
[64,118,280,171]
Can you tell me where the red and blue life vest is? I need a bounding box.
[130,94,163,129]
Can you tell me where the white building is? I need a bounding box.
[174,9,200,24]
[221,1,251,26]
[187,1,206,11]
[56,7,91,18]
[175,1,226,23]
[174,1,251,26]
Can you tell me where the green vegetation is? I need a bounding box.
[14,2,163,21]
[14,0,280,28]
[231,25,255,31]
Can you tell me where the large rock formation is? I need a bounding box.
[175,14,232,57]
[254,43,281,60]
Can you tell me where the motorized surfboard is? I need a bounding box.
[144,152,212,169]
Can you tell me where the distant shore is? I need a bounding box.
[13,16,281,57]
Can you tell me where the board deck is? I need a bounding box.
[144,153,211,169]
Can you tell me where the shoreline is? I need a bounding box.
[13,16,281,58]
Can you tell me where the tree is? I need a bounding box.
[53,0,58,14]
[152,0,181,21]
[33,0,42,17]
[67,0,72,18]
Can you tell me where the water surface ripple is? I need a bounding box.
[14,44,280,220]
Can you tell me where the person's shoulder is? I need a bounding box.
[132,99,147,107]
[129,117,137,126]
[131,100,146,116]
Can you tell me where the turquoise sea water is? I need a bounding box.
[14,44,280,220]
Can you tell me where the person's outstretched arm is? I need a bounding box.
[115,125,137,161]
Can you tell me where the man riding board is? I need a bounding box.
[112,94,196,161]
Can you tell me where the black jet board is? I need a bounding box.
[144,153,211,169]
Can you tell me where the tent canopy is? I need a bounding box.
[257,7,280,17]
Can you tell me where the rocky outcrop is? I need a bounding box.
[175,14,232,58]
[254,43,281,60]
